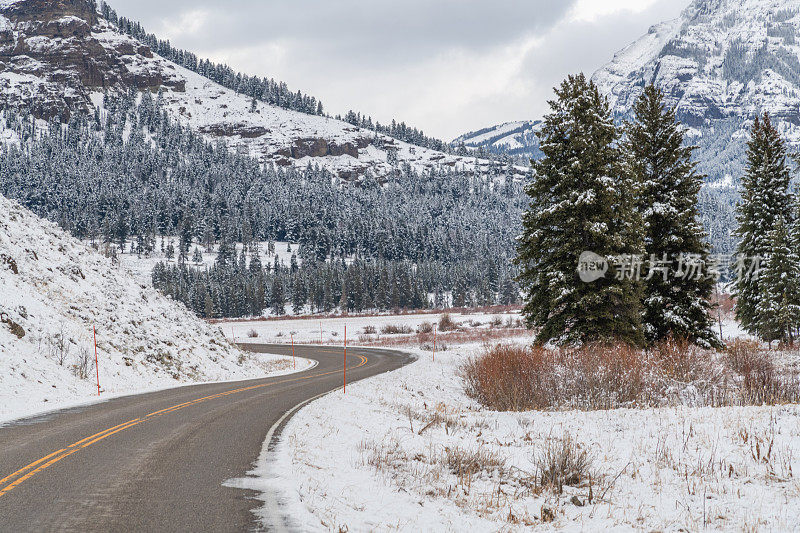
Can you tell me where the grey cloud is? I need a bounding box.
[108,0,578,66]
[104,0,690,139]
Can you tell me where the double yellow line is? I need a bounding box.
[0,352,367,498]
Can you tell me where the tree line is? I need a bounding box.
[517,74,800,348]
[0,90,524,316]
[516,76,720,348]
[99,1,323,116]
[151,246,520,319]
[734,114,800,345]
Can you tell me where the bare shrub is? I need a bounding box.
[72,348,93,380]
[363,325,377,335]
[247,329,259,338]
[725,341,800,404]
[438,313,459,332]
[651,337,715,383]
[489,315,503,328]
[724,340,767,376]
[461,344,542,411]
[464,339,800,412]
[417,322,433,334]
[563,343,657,409]
[462,343,658,411]
[380,324,413,335]
[47,329,69,366]
[535,434,594,493]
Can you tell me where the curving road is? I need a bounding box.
[0,344,413,532]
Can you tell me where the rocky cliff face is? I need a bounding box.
[0,0,501,179]
[593,0,800,131]
[0,0,184,120]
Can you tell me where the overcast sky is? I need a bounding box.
[108,0,691,140]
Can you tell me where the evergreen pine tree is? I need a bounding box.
[734,114,794,335]
[515,73,644,346]
[271,277,285,316]
[757,218,800,344]
[624,84,720,348]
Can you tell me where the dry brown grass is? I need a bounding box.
[534,434,595,494]
[462,343,661,411]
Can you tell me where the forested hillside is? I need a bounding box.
[0,92,525,316]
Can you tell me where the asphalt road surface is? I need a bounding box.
[0,344,413,532]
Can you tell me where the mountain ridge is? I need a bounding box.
[0,0,510,180]
[455,0,800,186]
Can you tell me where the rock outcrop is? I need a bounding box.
[0,0,184,120]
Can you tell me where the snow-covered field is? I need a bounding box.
[243,317,800,531]
[0,196,310,424]
[226,310,523,346]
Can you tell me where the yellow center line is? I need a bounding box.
[0,351,370,498]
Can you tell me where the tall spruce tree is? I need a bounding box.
[757,218,800,344]
[624,84,720,348]
[735,114,794,336]
[515,73,644,346]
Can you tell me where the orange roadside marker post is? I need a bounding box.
[291,333,296,369]
[93,326,100,396]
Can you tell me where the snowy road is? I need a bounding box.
[0,344,413,532]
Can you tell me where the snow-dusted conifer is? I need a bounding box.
[624,84,720,348]
[515,73,644,346]
[735,114,793,335]
[756,218,800,344]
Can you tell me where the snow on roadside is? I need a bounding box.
[264,341,800,531]
[0,195,308,424]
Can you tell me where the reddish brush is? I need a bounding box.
[462,339,800,412]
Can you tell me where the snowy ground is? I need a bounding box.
[241,317,800,531]
[226,310,523,346]
[0,196,311,424]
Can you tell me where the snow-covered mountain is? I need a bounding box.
[594,0,800,129]
[0,0,500,179]
[0,194,295,422]
[452,120,542,160]
[456,0,800,182]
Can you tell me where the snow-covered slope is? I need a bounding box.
[594,0,800,131]
[0,194,299,423]
[0,0,504,179]
[452,120,542,160]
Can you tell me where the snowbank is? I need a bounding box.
[0,195,305,423]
